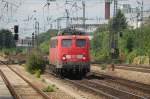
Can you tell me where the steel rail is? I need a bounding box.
[46,68,149,99]
[0,60,52,99]
[92,72,150,94]
[92,63,150,69]
[92,63,150,73]
[45,70,119,99]
[88,80,147,99]
[65,78,119,99]
[0,69,20,99]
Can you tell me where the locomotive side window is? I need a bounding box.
[51,39,57,48]
[76,39,86,47]
[62,39,72,48]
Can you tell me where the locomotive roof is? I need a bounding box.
[51,35,89,40]
[58,28,87,36]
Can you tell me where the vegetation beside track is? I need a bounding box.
[0,29,16,57]
[42,84,57,92]
[38,29,58,54]
[0,11,150,66]
[91,10,150,65]
[26,51,46,75]
[37,21,150,65]
[0,29,16,49]
[0,29,26,63]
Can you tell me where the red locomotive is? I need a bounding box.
[49,29,90,77]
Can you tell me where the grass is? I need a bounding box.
[41,78,46,83]
[26,51,46,74]
[100,64,107,70]
[35,69,41,78]
[42,84,57,92]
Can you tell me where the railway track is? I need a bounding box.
[116,65,150,73]
[117,64,150,68]
[45,69,148,99]
[92,63,150,69]
[1,59,149,99]
[0,60,51,99]
[45,70,115,99]
[92,72,150,93]
[66,79,148,99]
[92,63,150,73]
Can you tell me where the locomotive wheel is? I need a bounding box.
[55,68,64,78]
[82,69,87,77]
[77,72,83,80]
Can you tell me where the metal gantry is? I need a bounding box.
[1,0,142,37]
[0,0,22,28]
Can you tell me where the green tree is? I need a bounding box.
[126,37,134,52]
[109,9,127,32]
[40,40,49,54]
[108,9,127,60]
[0,29,15,49]
[91,25,110,62]
[38,29,58,54]
[38,29,58,44]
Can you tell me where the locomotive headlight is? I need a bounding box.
[82,55,86,60]
[62,56,66,60]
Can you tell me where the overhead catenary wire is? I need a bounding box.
[0,0,23,29]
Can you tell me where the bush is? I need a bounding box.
[100,64,107,70]
[133,56,149,65]
[91,49,109,62]
[35,69,41,78]
[41,79,46,83]
[1,48,16,56]
[126,50,137,64]
[26,52,46,74]
[42,85,56,92]
[40,40,50,55]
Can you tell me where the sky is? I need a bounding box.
[1,0,150,38]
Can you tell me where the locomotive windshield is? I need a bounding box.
[62,39,72,47]
[76,39,86,47]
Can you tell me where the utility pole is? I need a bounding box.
[33,9,39,50]
[56,18,61,30]
[113,0,118,17]
[110,0,119,62]
[35,20,39,50]
[43,0,50,32]
[137,11,140,28]
[47,0,50,11]
[47,0,51,29]
[37,21,40,50]
[141,0,143,27]
[65,9,70,28]
[137,0,144,28]
[82,0,86,30]
[43,0,56,31]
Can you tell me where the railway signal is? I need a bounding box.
[32,33,35,47]
[14,25,19,33]
[14,34,19,41]
[14,25,19,40]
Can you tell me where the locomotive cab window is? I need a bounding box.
[62,39,72,48]
[76,39,86,47]
[51,39,57,48]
